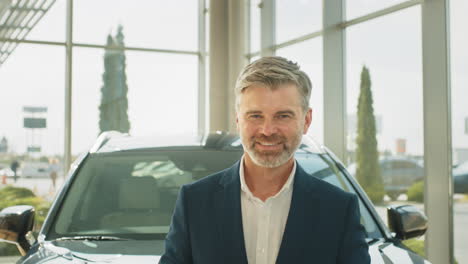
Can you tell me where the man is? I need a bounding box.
[10,160,19,183]
[160,57,370,263]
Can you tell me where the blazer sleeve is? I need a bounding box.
[159,185,193,264]
[337,194,371,264]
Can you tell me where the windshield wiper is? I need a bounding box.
[366,238,381,245]
[53,235,131,241]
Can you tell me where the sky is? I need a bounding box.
[0,0,467,159]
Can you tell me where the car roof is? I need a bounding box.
[90,131,325,154]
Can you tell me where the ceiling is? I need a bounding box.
[0,0,56,66]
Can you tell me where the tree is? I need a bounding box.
[99,25,130,134]
[355,66,385,203]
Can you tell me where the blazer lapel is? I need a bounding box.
[276,164,321,263]
[214,162,248,263]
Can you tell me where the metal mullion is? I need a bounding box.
[72,42,198,55]
[0,37,200,56]
[323,0,346,163]
[260,0,275,56]
[273,30,323,51]
[422,1,453,263]
[63,0,72,175]
[0,37,64,45]
[342,0,421,28]
[197,0,206,134]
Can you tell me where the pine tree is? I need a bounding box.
[99,25,130,134]
[355,66,384,203]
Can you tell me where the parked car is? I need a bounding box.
[454,161,468,194]
[347,157,424,200]
[19,162,50,178]
[0,132,430,263]
[0,166,15,178]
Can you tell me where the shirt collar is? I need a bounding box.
[239,155,296,200]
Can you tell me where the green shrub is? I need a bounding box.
[0,243,20,256]
[403,239,458,264]
[365,186,386,205]
[407,180,424,203]
[403,239,425,257]
[0,186,51,256]
[0,186,35,201]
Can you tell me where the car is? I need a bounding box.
[0,131,430,263]
[453,161,468,194]
[347,157,424,200]
[0,166,15,178]
[19,162,50,178]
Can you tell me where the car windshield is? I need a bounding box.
[47,147,382,246]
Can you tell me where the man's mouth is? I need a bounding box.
[257,142,281,146]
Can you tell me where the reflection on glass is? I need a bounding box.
[24,0,66,42]
[72,47,198,155]
[275,0,321,44]
[276,38,323,145]
[345,5,424,248]
[99,26,131,134]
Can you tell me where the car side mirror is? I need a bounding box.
[387,205,428,240]
[0,205,36,255]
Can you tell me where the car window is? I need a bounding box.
[296,154,382,239]
[48,148,382,243]
[49,150,243,241]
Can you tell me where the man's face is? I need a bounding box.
[236,83,312,168]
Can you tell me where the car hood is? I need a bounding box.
[19,240,163,264]
[19,238,429,264]
[369,240,430,264]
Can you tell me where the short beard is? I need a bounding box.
[243,131,303,168]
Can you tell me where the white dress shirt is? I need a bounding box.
[239,156,296,264]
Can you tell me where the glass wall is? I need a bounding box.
[72,47,198,154]
[346,0,409,20]
[0,0,203,258]
[276,38,324,144]
[345,2,425,254]
[450,0,468,263]
[74,0,198,51]
[273,0,323,144]
[275,0,321,44]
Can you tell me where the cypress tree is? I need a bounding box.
[99,25,131,134]
[355,66,385,203]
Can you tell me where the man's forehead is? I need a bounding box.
[244,109,296,113]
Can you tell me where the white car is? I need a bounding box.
[19,162,50,178]
[0,167,15,178]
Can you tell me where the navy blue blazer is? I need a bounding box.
[160,161,370,264]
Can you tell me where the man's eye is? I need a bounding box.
[250,115,262,119]
[278,114,291,119]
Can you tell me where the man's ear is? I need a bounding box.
[303,108,312,134]
[236,113,240,131]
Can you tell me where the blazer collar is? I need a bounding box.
[214,161,248,263]
[276,164,321,263]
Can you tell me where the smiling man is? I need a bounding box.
[160,57,370,264]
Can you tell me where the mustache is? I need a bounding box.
[251,134,286,143]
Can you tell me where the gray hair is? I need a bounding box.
[235,56,312,112]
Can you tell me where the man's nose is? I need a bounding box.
[259,118,278,136]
